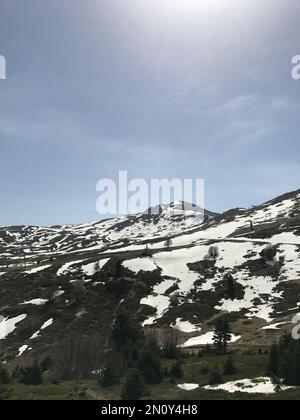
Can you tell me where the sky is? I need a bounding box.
[0,0,300,226]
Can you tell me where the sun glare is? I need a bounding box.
[152,0,228,15]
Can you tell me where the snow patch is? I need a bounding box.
[204,377,293,394]
[181,332,241,348]
[0,314,27,340]
[122,257,157,274]
[25,265,51,274]
[178,383,199,391]
[172,318,201,333]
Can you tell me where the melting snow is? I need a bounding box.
[204,377,293,394]
[18,345,29,357]
[216,273,283,322]
[30,318,54,340]
[261,321,289,330]
[41,318,53,330]
[25,265,51,274]
[57,260,85,276]
[178,384,199,391]
[172,318,202,333]
[21,298,48,306]
[122,257,157,274]
[141,295,170,326]
[180,332,241,348]
[81,258,110,276]
[0,314,27,340]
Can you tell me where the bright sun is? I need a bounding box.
[150,0,234,16]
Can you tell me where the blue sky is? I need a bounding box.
[0,0,300,225]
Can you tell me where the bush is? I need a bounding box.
[40,356,52,372]
[223,356,236,376]
[99,352,123,388]
[170,361,183,379]
[163,344,182,360]
[208,367,223,386]
[0,385,9,401]
[0,368,10,385]
[121,369,145,400]
[199,365,210,375]
[268,335,300,386]
[19,361,43,385]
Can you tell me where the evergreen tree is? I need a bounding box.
[163,344,181,360]
[225,274,236,301]
[267,344,279,376]
[260,244,277,262]
[121,368,145,400]
[112,310,145,363]
[266,334,300,386]
[100,356,122,388]
[19,361,43,385]
[223,356,236,376]
[213,318,232,354]
[115,260,122,278]
[137,344,163,385]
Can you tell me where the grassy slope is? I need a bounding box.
[4,353,300,400]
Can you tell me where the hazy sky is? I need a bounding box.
[0,0,300,225]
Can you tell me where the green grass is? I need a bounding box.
[5,381,93,400]
[3,353,300,400]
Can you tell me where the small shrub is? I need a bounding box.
[170,361,183,379]
[121,369,145,400]
[208,367,223,386]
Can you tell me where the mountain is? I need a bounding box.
[1,189,300,365]
[0,202,217,261]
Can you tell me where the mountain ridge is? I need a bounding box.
[1,188,300,366]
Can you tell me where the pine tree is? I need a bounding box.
[163,344,181,360]
[30,361,43,385]
[115,260,122,278]
[267,344,279,376]
[99,360,121,388]
[112,310,145,362]
[225,274,236,300]
[121,368,145,400]
[19,361,43,385]
[137,345,163,385]
[213,318,232,354]
[268,334,300,386]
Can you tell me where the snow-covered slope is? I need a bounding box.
[1,190,300,362]
[0,203,217,263]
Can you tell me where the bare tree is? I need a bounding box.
[164,238,173,249]
[207,245,220,259]
[53,334,105,380]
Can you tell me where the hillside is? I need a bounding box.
[1,189,300,380]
